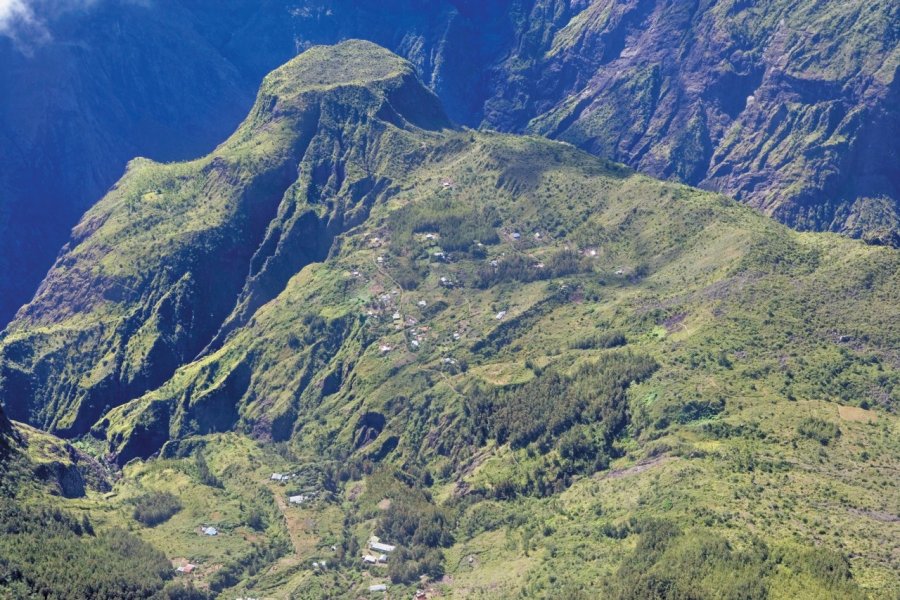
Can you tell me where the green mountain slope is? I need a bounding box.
[1,40,448,436]
[2,0,897,328]
[1,41,898,598]
[0,415,207,598]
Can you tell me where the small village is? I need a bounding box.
[342,185,634,390]
[160,173,635,599]
[263,469,439,598]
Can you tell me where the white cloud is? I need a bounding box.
[0,0,104,52]
[0,0,51,52]
[0,0,26,19]
[0,0,36,29]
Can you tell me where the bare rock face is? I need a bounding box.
[354,412,387,449]
[519,1,899,238]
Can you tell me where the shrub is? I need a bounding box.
[195,451,223,488]
[132,491,182,526]
[161,582,212,599]
[569,331,627,350]
[797,418,840,445]
[605,520,863,599]
[208,540,290,593]
[466,351,657,452]
[246,507,266,531]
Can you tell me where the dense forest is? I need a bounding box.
[462,351,658,495]
[603,520,864,600]
[0,501,207,599]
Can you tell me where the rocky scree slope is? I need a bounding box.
[1,0,897,326]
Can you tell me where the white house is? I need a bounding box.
[370,541,396,553]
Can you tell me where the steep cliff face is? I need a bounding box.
[518,0,899,238]
[0,0,896,324]
[0,40,450,437]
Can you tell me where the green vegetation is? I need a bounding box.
[0,41,897,599]
[208,540,290,594]
[377,485,453,583]
[389,195,501,254]
[604,519,864,600]
[133,491,182,527]
[569,330,627,350]
[465,352,658,476]
[193,451,222,489]
[0,501,174,599]
[797,417,841,446]
[474,250,591,288]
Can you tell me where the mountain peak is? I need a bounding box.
[243,39,451,134]
[2,42,453,435]
[270,40,413,92]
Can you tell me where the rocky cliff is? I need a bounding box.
[521,0,900,241]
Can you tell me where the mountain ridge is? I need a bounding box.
[1,0,897,326]
[1,39,450,436]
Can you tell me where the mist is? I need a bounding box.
[0,0,102,50]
